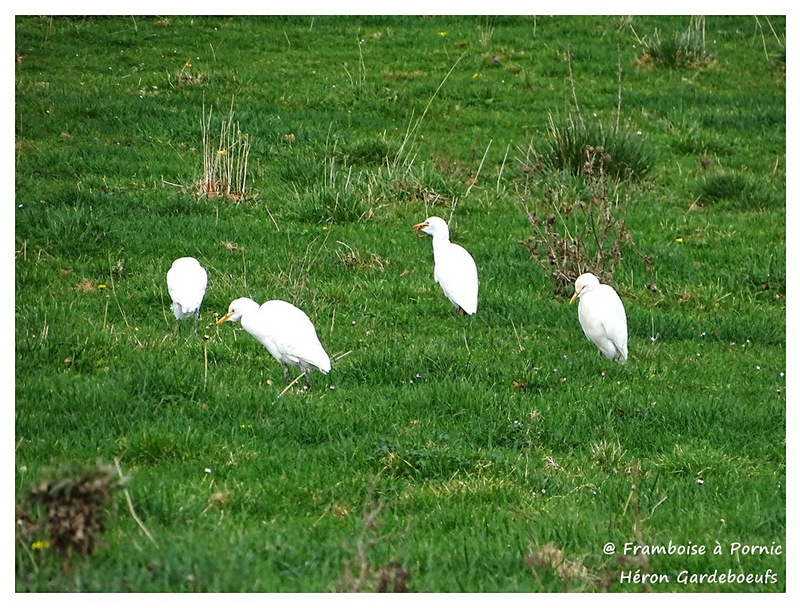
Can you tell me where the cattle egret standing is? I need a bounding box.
[166,257,208,332]
[216,297,331,388]
[413,216,479,315]
[569,272,628,362]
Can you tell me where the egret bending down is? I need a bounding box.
[570,272,628,363]
[216,297,331,388]
[413,216,479,315]
[166,257,208,332]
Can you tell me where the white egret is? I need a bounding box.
[413,216,479,315]
[166,257,208,332]
[569,272,628,362]
[216,297,332,388]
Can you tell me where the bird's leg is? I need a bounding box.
[192,312,200,335]
[456,307,465,317]
[283,365,290,386]
[303,368,312,390]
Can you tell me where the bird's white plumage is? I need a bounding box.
[414,216,479,315]
[217,297,331,385]
[167,257,208,321]
[570,272,628,362]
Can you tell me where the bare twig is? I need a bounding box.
[565,47,582,122]
[393,51,467,170]
[497,142,510,193]
[464,139,492,199]
[114,459,157,546]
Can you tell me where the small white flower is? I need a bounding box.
[755,365,761,370]
[204,468,212,473]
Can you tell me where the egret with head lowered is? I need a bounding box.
[413,216,478,316]
[166,257,208,333]
[216,297,331,389]
[570,272,628,363]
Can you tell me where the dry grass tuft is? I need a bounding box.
[525,542,590,583]
[338,499,410,593]
[17,463,128,573]
[336,241,386,271]
[196,103,251,202]
[519,145,638,295]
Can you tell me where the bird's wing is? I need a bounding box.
[434,243,479,313]
[167,264,208,314]
[597,288,628,359]
[245,301,331,373]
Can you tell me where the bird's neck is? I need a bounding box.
[239,298,261,316]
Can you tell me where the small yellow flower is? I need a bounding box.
[438,32,447,36]
[31,540,51,550]
[97,284,107,289]
[675,237,684,243]
[240,424,251,428]
[218,149,226,156]
[472,73,479,79]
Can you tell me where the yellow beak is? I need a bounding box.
[216,311,234,326]
[569,291,579,305]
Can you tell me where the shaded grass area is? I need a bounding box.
[15,15,784,592]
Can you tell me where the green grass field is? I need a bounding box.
[14,15,785,592]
